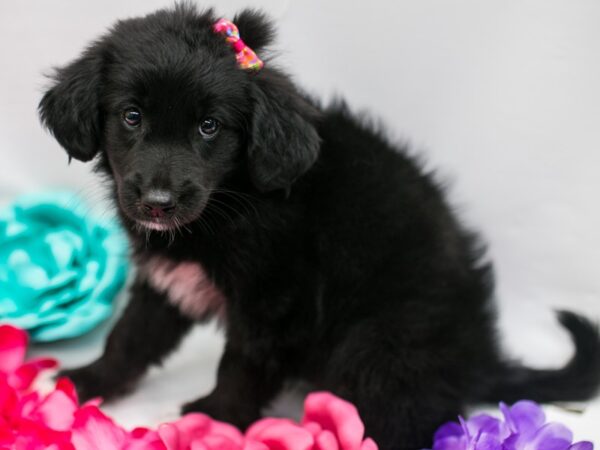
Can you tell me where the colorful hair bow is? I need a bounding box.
[213,18,264,71]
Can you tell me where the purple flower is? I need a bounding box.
[430,401,593,450]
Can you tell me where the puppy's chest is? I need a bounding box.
[140,256,226,321]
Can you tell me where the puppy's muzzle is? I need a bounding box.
[141,189,176,219]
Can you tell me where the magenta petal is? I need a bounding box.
[303,421,323,437]
[11,418,72,449]
[71,405,128,450]
[126,427,166,450]
[246,418,296,439]
[360,438,378,450]
[314,429,340,450]
[302,392,366,450]
[13,357,58,389]
[160,413,210,450]
[0,325,28,374]
[158,423,181,450]
[34,387,78,430]
[191,441,210,450]
[159,413,244,450]
[243,441,270,450]
[246,418,314,450]
[201,434,244,450]
[205,419,244,445]
[0,380,18,416]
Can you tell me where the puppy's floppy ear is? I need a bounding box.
[247,70,320,192]
[233,9,275,51]
[38,42,105,162]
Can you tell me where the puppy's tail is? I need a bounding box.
[483,310,600,404]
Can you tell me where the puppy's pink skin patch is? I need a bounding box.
[142,257,226,321]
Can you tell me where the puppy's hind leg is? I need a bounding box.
[320,319,463,450]
[60,276,194,401]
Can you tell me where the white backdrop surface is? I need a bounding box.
[1,0,600,443]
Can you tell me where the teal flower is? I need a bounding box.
[0,192,129,342]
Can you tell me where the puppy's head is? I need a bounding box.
[39,4,319,231]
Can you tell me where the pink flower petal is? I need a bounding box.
[191,442,210,450]
[16,390,40,418]
[302,392,366,450]
[0,328,375,450]
[55,377,79,404]
[71,405,128,450]
[303,421,322,437]
[201,433,244,450]
[205,419,244,445]
[246,418,314,450]
[0,422,15,446]
[159,413,213,450]
[242,441,270,450]
[34,385,78,430]
[11,357,59,390]
[173,413,212,435]
[158,423,182,450]
[82,397,103,408]
[126,427,166,450]
[359,438,377,450]
[314,430,339,450]
[0,325,28,374]
[11,418,73,449]
[0,379,18,417]
[160,413,245,450]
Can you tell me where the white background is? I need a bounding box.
[1,0,600,444]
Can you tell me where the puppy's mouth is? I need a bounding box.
[137,217,178,231]
[117,185,209,233]
[126,202,207,233]
[132,211,199,233]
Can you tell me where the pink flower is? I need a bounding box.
[71,405,165,450]
[243,393,378,450]
[246,418,315,450]
[0,324,159,449]
[0,324,57,391]
[158,413,244,450]
[152,393,378,450]
[0,324,379,450]
[302,392,377,450]
[0,379,74,449]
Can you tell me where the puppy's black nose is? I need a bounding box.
[141,190,176,218]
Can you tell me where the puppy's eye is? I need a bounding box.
[198,118,220,139]
[123,109,142,127]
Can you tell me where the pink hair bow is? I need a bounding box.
[213,18,264,71]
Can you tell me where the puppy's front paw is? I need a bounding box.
[59,360,138,402]
[181,395,260,430]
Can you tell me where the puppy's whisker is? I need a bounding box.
[207,197,245,221]
[203,202,232,226]
[214,188,262,216]
[212,193,253,217]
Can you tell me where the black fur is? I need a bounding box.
[39,4,600,449]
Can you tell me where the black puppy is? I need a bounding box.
[39,4,600,449]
